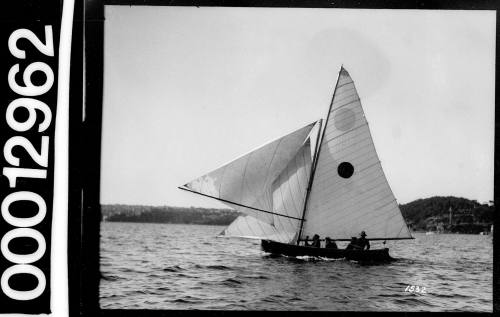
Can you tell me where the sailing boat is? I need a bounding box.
[179,66,413,262]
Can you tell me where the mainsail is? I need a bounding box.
[300,67,412,240]
[179,122,319,243]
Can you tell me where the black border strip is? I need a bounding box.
[78,1,499,315]
[68,0,83,316]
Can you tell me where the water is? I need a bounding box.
[100,222,492,311]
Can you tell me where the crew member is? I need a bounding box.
[357,231,370,250]
[303,235,310,247]
[325,237,338,249]
[311,234,321,248]
[345,237,361,250]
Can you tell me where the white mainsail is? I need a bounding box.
[180,122,318,231]
[300,67,412,240]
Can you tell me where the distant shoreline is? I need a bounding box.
[101,196,493,235]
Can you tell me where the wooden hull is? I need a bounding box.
[261,240,394,262]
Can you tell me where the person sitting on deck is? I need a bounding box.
[311,234,321,248]
[357,231,370,250]
[324,237,338,249]
[303,235,310,247]
[345,237,362,250]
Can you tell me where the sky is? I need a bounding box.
[100,6,495,208]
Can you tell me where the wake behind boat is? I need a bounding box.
[179,66,413,262]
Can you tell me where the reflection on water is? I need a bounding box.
[100,223,492,311]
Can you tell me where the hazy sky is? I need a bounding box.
[101,6,495,208]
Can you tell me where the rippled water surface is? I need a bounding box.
[100,222,492,311]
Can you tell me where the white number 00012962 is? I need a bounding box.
[1,25,54,301]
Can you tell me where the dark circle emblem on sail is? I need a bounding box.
[333,108,356,131]
[337,162,354,178]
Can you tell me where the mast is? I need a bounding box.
[295,66,344,244]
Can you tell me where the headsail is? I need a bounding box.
[219,215,293,243]
[300,67,412,240]
[180,122,318,235]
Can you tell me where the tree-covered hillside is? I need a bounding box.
[102,205,240,226]
[399,196,493,233]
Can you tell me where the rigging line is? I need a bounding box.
[178,186,305,221]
